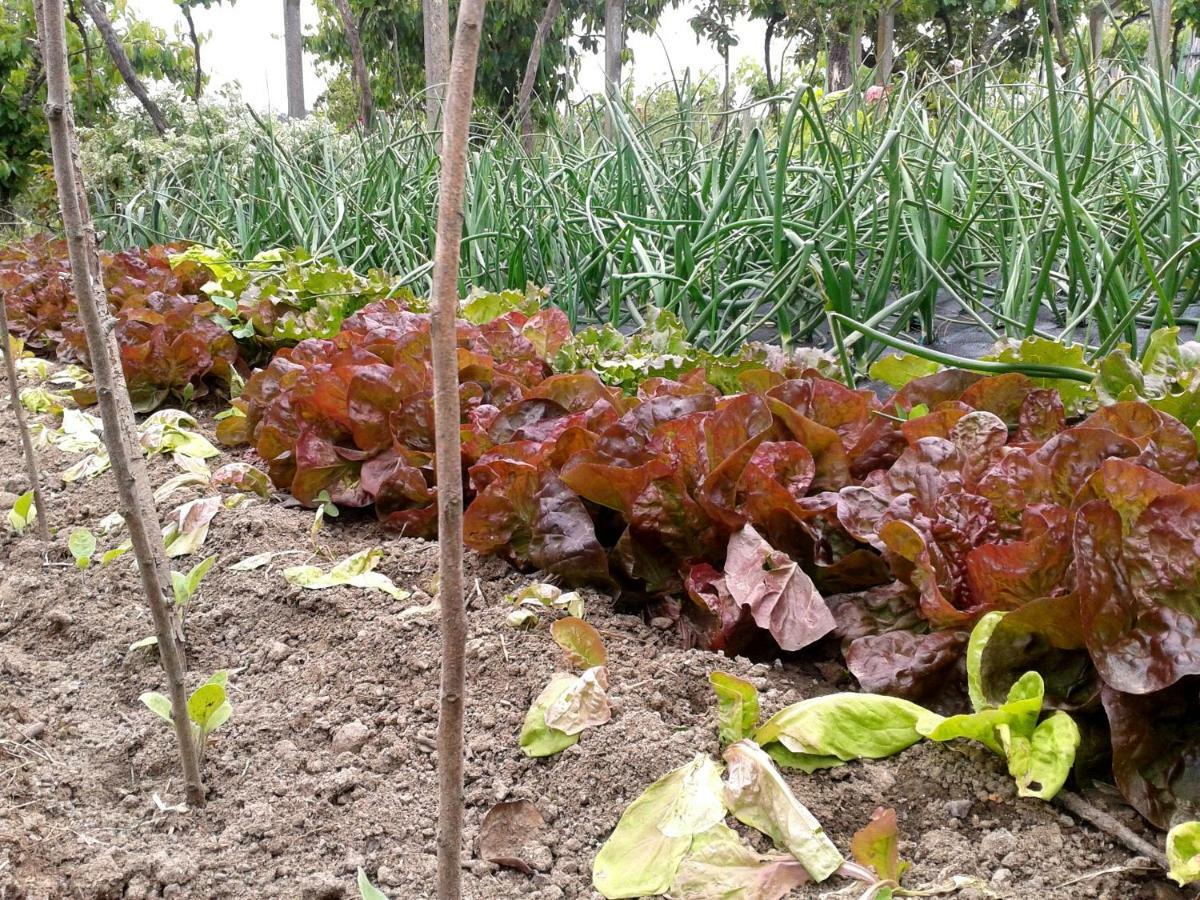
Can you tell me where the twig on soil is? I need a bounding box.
[1056,861,1159,889]
[1054,789,1167,870]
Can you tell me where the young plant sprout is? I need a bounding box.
[140,670,232,761]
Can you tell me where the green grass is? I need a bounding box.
[92,53,1200,365]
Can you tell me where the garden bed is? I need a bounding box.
[0,397,1177,898]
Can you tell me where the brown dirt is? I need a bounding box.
[0,379,1184,900]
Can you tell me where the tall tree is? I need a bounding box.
[876,1,896,83]
[605,0,625,134]
[423,0,449,132]
[80,0,169,133]
[515,0,565,152]
[333,0,374,128]
[0,0,191,213]
[690,0,744,126]
[174,0,235,101]
[1088,3,1105,62]
[34,0,205,807]
[1148,0,1173,73]
[284,0,305,117]
[430,0,486,895]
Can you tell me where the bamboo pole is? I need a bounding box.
[34,0,205,807]
[430,0,486,895]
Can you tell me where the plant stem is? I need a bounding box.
[0,294,52,544]
[431,0,486,896]
[34,0,205,807]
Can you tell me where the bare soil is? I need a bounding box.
[0,388,1183,900]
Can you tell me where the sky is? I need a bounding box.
[128,0,774,112]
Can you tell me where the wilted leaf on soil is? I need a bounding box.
[592,753,726,899]
[282,548,409,600]
[162,496,221,557]
[722,740,844,881]
[850,807,908,884]
[477,799,546,875]
[520,674,581,758]
[544,666,611,735]
[670,822,809,900]
[550,616,606,669]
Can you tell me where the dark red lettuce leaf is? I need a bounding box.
[1076,491,1200,694]
[846,630,967,700]
[723,524,834,652]
[1103,679,1200,829]
[463,461,608,581]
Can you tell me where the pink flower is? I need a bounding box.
[865,85,886,103]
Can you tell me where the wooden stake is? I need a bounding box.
[0,296,52,544]
[430,0,486,896]
[34,0,205,807]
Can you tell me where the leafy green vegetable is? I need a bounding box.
[6,490,35,534]
[709,672,760,746]
[869,354,942,389]
[282,548,409,600]
[966,611,1005,713]
[1167,822,1200,886]
[67,528,96,568]
[592,754,727,898]
[919,670,1078,799]
[754,694,932,772]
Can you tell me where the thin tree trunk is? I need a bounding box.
[423,0,450,136]
[1184,31,1200,80]
[284,0,305,117]
[515,0,563,154]
[604,0,625,138]
[431,0,486,895]
[1047,0,1071,71]
[1088,4,1105,63]
[182,4,202,100]
[764,12,781,118]
[0,298,51,544]
[34,0,204,808]
[79,0,168,135]
[1148,0,1172,75]
[332,0,373,129]
[826,28,850,91]
[876,4,895,85]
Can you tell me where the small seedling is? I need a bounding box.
[68,527,96,568]
[140,670,232,760]
[356,869,389,900]
[6,491,36,534]
[172,554,217,621]
[311,490,339,541]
